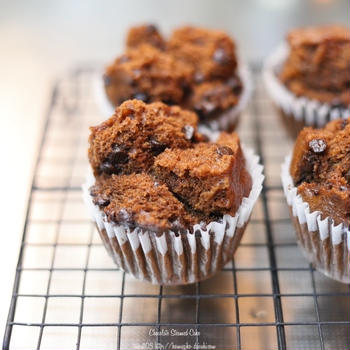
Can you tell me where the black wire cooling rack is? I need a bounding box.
[3,67,350,350]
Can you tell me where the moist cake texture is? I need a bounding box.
[290,118,350,225]
[153,135,251,216]
[90,173,197,232]
[88,100,202,176]
[104,24,243,123]
[89,100,252,231]
[279,25,350,106]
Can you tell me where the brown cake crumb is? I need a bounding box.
[153,133,252,216]
[88,100,203,177]
[190,78,242,120]
[104,44,193,107]
[280,25,350,105]
[168,26,237,81]
[91,173,197,232]
[290,118,350,225]
[126,24,165,50]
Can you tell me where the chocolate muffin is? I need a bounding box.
[281,118,350,283]
[102,24,250,131]
[280,26,350,106]
[83,99,263,285]
[264,25,350,137]
[104,44,193,107]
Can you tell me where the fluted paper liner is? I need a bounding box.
[263,44,350,130]
[281,155,350,283]
[94,62,253,131]
[82,146,264,285]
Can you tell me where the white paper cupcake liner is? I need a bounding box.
[93,61,253,131]
[263,44,350,129]
[281,155,350,284]
[82,146,264,285]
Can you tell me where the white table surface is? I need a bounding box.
[0,0,348,337]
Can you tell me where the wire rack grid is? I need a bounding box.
[3,67,350,350]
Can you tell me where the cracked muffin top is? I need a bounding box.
[290,118,350,225]
[279,25,350,106]
[89,100,252,232]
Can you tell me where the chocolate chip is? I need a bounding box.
[134,92,149,102]
[95,197,110,207]
[149,138,166,155]
[217,146,233,156]
[182,125,194,140]
[213,48,230,64]
[309,139,327,153]
[110,145,129,164]
[99,161,115,174]
[103,74,111,86]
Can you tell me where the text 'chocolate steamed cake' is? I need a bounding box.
[88,100,202,176]
[290,118,350,225]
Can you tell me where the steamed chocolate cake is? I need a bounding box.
[89,99,251,228]
[280,25,350,106]
[103,24,246,131]
[290,118,350,226]
[84,99,264,284]
[282,118,350,283]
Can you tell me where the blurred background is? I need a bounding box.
[0,0,349,331]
